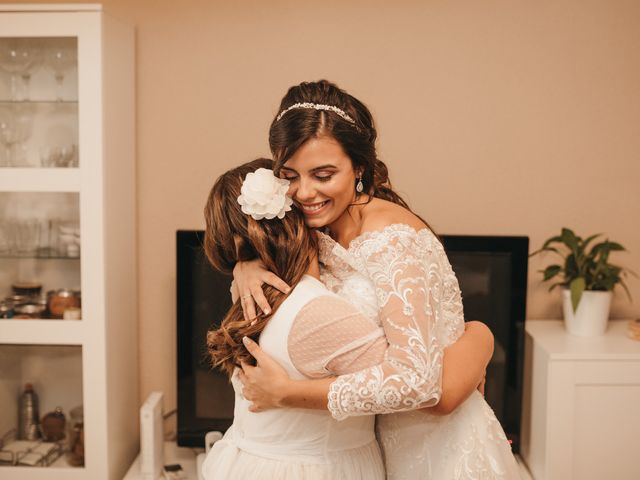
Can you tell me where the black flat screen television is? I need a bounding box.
[176,230,528,451]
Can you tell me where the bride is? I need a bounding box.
[233,80,522,479]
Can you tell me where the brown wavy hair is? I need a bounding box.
[269,80,425,222]
[203,158,317,378]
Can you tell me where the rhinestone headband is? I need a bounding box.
[275,102,355,124]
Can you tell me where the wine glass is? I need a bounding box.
[0,105,33,166]
[0,39,35,100]
[47,40,76,101]
[0,107,17,165]
[0,219,13,254]
[19,39,44,101]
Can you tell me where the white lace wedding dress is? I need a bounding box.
[318,224,521,480]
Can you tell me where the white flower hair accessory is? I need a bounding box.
[237,168,294,220]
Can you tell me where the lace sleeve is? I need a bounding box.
[288,295,387,377]
[327,228,445,420]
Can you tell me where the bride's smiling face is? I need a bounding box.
[280,136,360,229]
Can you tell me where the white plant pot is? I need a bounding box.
[562,289,613,336]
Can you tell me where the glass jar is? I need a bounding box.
[66,405,84,466]
[47,289,81,319]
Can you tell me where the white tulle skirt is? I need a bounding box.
[201,434,385,480]
[377,391,522,479]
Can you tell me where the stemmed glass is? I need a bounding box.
[0,105,33,166]
[0,39,35,101]
[47,40,76,101]
[19,39,43,101]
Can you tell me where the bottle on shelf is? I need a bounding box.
[18,382,40,440]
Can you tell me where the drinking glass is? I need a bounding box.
[19,39,44,101]
[0,220,13,254]
[14,219,40,256]
[0,39,35,100]
[39,144,76,168]
[0,107,18,166]
[0,105,32,166]
[47,41,76,101]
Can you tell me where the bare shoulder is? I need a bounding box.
[359,198,427,235]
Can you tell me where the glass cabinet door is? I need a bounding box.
[0,23,86,476]
[0,36,81,323]
[0,37,78,169]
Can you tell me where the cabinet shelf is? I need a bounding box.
[1,449,83,479]
[0,252,80,260]
[0,169,80,192]
[0,319,84,345]
[0,100,78,106]
[0,466,85,480]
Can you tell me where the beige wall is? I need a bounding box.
[11,0,640,432]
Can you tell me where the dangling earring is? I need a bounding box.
[356,175,364,193]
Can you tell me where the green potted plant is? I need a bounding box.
[530,227,633,336]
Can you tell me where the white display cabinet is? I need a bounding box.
[0,5,137,480]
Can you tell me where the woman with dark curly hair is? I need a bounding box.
[232,81,521,479]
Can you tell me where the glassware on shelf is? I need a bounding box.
[58,221,80,257]
[0,105,33,167]
[47,41,76,102]
[0,108,16,166]
[0,217,81,258]
[18,39,44,101]
[0,39,36,101]
[39,143,77,168]
[0,220,11,254]
[14,219,40,256]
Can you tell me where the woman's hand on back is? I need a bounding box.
[232,259,290,321]
[238,336,291,412]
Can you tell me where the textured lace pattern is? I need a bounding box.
[318,232,380,322]
[318,226,520,479]
[325,225,452,420]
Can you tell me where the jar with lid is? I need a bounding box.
[12,282,42,297]
[47,289,81,319]
[66,405,84,466]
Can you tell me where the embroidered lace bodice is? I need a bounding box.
[318,224,465,420]
[316,224,521,479]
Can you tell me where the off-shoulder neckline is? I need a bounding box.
[320,223,434,254]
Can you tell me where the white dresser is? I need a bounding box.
[521,320,640,480]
